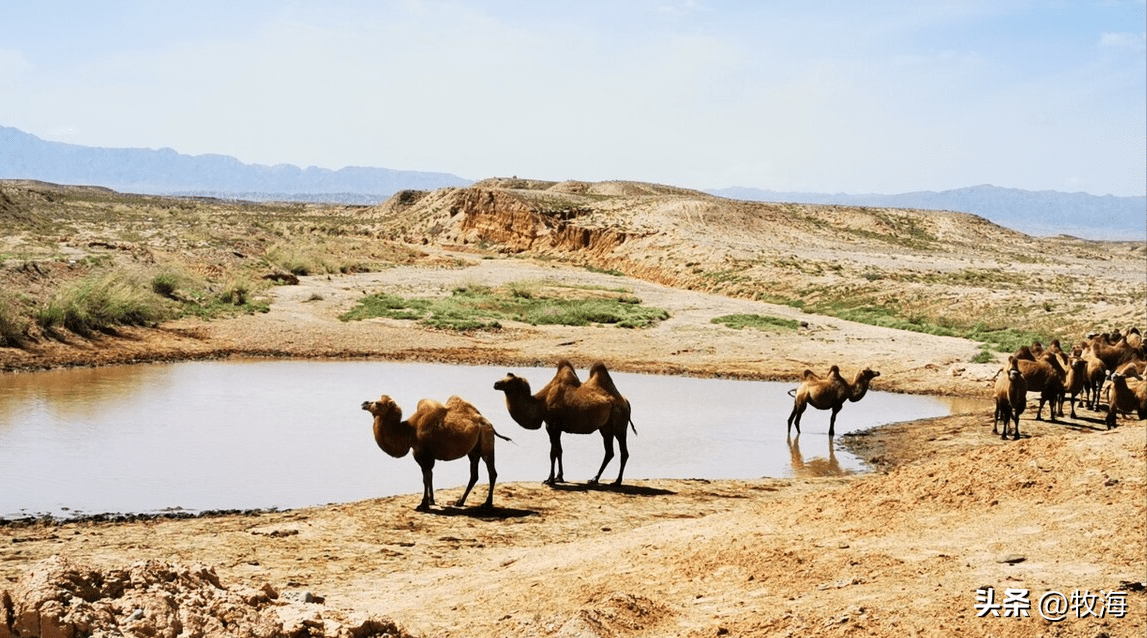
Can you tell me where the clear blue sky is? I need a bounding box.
[2,1,1144,196]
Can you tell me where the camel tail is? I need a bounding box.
[492,427,513,443]
[787,388,797,397]
[629,418,637,435]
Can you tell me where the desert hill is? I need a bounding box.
[365,179,1145,339]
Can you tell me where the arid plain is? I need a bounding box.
[0,179,1144,637]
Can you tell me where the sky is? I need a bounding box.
[1,1,1144,197]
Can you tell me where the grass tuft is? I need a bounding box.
[0,291,31,346]
[711,314,800,331]
[37,273,174,335]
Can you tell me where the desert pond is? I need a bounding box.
[0,360,970,519]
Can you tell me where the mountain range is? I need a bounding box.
[0,126,470,201]
[1,125,1142,241]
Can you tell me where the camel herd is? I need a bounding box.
[360,327,1146,510]
[362,359,877,511]
[992,327,1147,440]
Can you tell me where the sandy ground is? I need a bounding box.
[1,252,1144,638]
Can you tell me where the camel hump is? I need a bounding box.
[538,360,583,401]
[800,369,820,382]
[411,398,449,424]
[554,360,582,386]
[416,397,447,413]
[586,361,624,398]
[444,395,482,418]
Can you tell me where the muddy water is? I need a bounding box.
[0,360,963,519]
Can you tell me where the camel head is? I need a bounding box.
[362,395,412,458]
[362,395,402,421]
[494,372,530,395]
[1004,356,1023,381]
[493,372,545,430]
[846,368,880,402]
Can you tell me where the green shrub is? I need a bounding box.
[966,324,1057,354]
[151,273,180,298]
[712,314,800,331]
[38,274,173,335]
[0,291,30,346]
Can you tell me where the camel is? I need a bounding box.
[1081,347,1107,410]
[494,360,634,486]
[1016,354,1066,422]
[786,365,880,437]
[1105,370,1147,429]
[1126,327,1143,349]
[361,394,511,511]
[1013,341,1045,361]
[1089,333,1144,373]
[1059,356,1088,419]
[993,356,1027,440]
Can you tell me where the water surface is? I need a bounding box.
[0,360,959,518]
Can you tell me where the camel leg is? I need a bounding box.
[481,451,497,509]
[786,401,804,435]
[546,427,564,485]
[828,405,841,438]
[613,426,630,486]
[455,449,480,508]
[1011,410,1021,441]
[416,456,435,511]
[590,428,615,485]
[1045,392,1058,423]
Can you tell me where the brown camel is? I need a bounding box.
[1016,354,1066,422]
[1106,370,1147,429]
[361,394,510,511]
[1059,356,1088,419]
[786,365,880,437]
[1089,334,1144,372]
[494,360,634,486]
[993,356,1027,440]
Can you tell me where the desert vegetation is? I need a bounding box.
[339,281,669,330]
[0,181,425,345]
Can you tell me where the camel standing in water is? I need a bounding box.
[786,365,880,437]
[494,360,634,486]
[361,395,510,511]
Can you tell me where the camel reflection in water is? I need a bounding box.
[786,434,853,478]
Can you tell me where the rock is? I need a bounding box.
[0,556,409,638]
[263,270,300,285]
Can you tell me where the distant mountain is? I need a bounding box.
[708,186,1145,241]
[0,126,471,202]
[2,125,1141,240]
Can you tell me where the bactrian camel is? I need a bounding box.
[361,394,511,511]
[993,355,1027,440]
[786,365,880,437]
[494,360,634,486]
[1016,355,1066,422]
[1105,371,1147,429]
